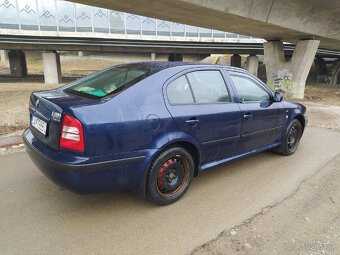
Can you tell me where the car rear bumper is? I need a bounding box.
[23,128,154,194]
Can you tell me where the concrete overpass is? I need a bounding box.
[1,0,339,97]
[72,0,340,51]
[70,0,340,98]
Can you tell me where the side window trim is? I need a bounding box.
[216,68,233,103]
[165,68,232,106]
[227,71,273,103]
[228,70,274,96]
[185,69,231,104]
[219,68,239,103]
[166,75,195,106]
[184,74,197,103]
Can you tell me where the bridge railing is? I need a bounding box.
[0,0,255,40]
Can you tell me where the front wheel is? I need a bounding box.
[146,147,194,205]
[275,119,302,156]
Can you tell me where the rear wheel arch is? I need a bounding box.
[136,140,200,198]
[151,141,200,177]
[169,141,200,177]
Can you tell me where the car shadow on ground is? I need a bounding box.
[30,150,281,214]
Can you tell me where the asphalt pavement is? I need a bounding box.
[1,127,339,255]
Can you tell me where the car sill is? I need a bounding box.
[200,142,281,171]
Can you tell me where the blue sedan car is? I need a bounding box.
[24,62,307,205]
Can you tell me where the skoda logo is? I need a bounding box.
[35,99,40,108]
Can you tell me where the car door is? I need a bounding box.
[227,70,285,153]
[164,68,242,163]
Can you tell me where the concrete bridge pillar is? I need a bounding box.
[8,50,27,78]
[245,55,259,76]
[42,51,62,84]
[230,54,241,67]
[0,50,8,63]
[264,40,320,99]
[151,53,156,60]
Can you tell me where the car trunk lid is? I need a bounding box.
[29,89,99,151]
[29,90,65,151]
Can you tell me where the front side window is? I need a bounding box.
[229,73,271,102]
[64,65,152,99]
[167,76,194,105]
[186,70,230,103]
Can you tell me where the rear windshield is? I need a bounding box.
[64,64,153,99]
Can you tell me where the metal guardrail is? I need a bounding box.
[1,35,339,57]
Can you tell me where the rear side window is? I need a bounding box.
[167,76,194,105]
[186,70,230,103]
[64,65,151,99]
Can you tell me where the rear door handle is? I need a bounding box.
[185,118,200,126]
[243,113,254,120]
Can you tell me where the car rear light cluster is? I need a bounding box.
[59,114,84,152]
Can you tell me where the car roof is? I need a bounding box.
[124,61,247,73]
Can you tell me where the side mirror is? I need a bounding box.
[273,91,283,102]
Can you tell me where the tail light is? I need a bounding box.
[60,114,84,152]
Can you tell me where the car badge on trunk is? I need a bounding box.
[51,111,62,122]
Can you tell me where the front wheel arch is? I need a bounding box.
[275,119,302,156]
[295,114,306,133]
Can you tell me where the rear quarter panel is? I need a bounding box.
[71,69,183,157]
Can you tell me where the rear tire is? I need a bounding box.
[146,147,194,205]
[275,119,302,156]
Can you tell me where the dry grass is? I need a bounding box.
[0,54,122,77]
[0,123,28,136]
[299,84,340,106]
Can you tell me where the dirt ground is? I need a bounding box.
[1,127,339,255]
[192,154,340,255]
[0,82,59,135]
[0,54,121,77]
[191,86,340,255]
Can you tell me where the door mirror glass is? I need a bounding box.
[273,91,283,102]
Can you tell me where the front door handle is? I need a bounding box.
[185,118,200,126]
[243,113,254,120]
